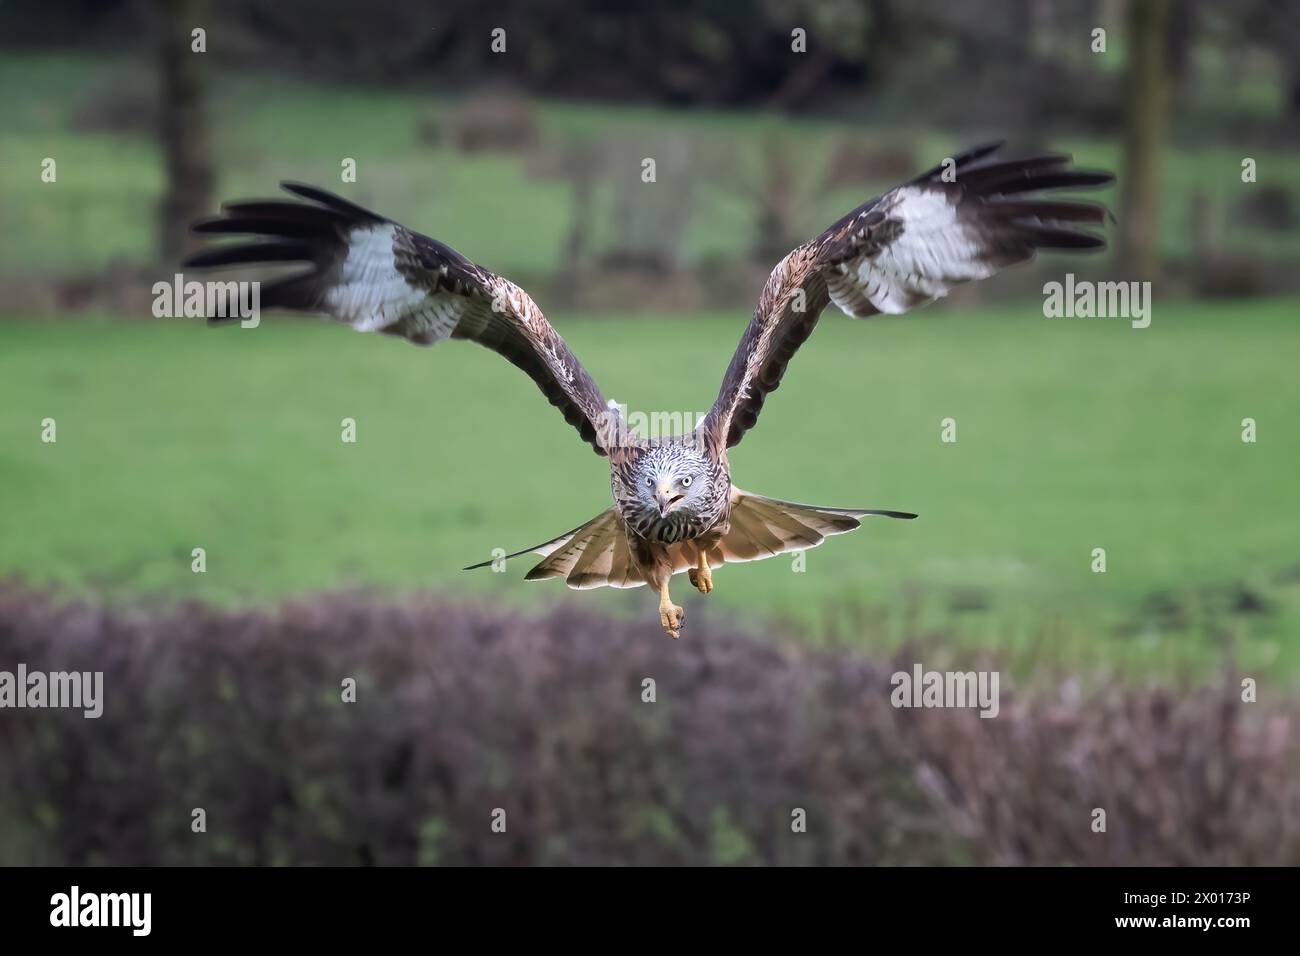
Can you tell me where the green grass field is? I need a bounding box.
[2,300,1297,677]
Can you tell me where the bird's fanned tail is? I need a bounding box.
[464,490,916,591]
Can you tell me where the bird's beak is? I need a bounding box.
[655,482,680,516]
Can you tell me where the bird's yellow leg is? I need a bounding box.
[687,551,713,594]
[658,579,684,639]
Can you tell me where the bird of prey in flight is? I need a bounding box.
[185,142,1112,639]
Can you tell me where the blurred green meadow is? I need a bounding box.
[2,300,1297,678]
[5,53,1300,281]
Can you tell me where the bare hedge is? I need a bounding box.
[0,583,1294,865]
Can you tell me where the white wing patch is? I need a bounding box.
[827,185,996,317]
[325,224,462,340]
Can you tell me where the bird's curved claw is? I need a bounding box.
[659,603,685,639]
[688,566,713,594]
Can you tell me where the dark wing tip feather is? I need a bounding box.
[965,161,1115,196]
[190,215,229,234]
[1016,168,1115,192]
[280,181,387,224]
[958,156,1116,253]
[957,140,1006,163]
[217,200,353,228]
[190,215,337,239]
[909,141,1006,185]
[981,198,1110,225]
[1021,225,1108,250]
[182,239,319,269]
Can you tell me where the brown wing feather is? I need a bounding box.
[707,142,1113,449]
[186,183,616,455]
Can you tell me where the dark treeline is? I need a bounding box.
[4,0,1298,127]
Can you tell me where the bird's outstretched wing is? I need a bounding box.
[705,142,1114,450]
[184,183,616,455]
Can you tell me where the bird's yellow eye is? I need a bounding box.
[682,476,692,487]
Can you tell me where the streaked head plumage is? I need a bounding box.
[628,443,711,519]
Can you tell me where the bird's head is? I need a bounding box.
[631,444,711,518]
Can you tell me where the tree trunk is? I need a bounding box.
[1119,0,1172,280]
[157,0,214,264]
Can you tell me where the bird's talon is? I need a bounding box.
[659,603,685,638]
[688,566,713,594]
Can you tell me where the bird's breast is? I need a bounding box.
[631,499,728,546]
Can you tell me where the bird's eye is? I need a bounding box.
[682,476,692,487]
[645,477,653,488]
